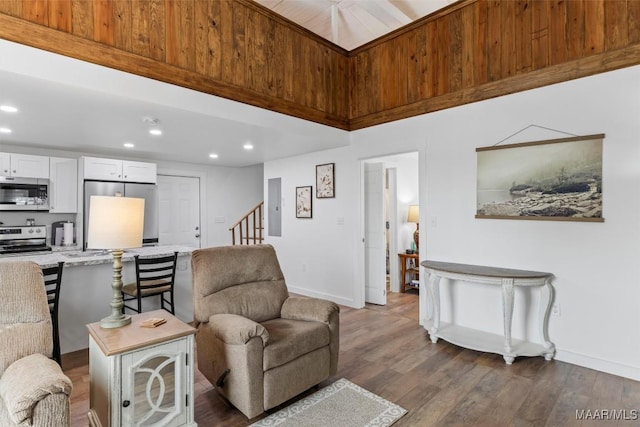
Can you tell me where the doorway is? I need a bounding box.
[157,174,201,248]
[362,152,419,306]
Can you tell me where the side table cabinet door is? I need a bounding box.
[121,339,188,427]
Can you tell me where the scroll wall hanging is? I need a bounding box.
[476,133,605,222]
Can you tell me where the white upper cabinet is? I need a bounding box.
[0,152,10,177]
[0,153,49,179]
[83,157,156,183]
[83,156,123,181]
[122,160,157,183]
[49,157,78,213]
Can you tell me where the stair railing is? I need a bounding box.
[229,201,264,245]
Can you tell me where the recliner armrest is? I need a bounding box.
[0,353,72,425]
[207,313,270,345]
[281,296,340,324]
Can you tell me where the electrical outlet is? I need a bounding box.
[551,304,561,316]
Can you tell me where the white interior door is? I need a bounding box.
[157,175,201,248]
[364,162,387,305]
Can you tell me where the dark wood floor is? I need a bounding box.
[63,290,640,426]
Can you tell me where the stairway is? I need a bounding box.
[229,201,264,245]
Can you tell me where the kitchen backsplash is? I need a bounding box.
[0,211,77,245]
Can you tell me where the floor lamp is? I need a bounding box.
[87,195,145,329]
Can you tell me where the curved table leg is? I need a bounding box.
[502,278,515,364]
[428,273,441,343]
[541,279,556,360]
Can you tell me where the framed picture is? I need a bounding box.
[296,186,313,218]
[476,134,604,222]
[316,163,335,198]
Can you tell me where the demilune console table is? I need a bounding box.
[421,260,555,364]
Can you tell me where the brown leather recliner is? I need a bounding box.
[191,244,339,419]
[0,261,73,427]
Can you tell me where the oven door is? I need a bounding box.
[0,177,49,210]
[0,239,51,255]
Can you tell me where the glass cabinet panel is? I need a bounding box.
[122,341,186,427]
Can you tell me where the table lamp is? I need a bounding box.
[407,204,419,253]
[87,195,145,328]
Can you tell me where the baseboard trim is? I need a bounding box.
[287,286,360,308]
[555,350,640,381]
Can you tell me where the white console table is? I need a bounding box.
[421,260,555,364]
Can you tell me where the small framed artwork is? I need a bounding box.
[316,163,335,198]
[296,186,313,218]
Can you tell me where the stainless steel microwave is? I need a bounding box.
[0,177,49,210]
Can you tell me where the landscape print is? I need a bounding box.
[476,134,604,221]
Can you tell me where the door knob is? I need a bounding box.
[195,234,201,238]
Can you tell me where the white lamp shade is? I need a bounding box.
[87,196,145,249]
[407,205,419,223]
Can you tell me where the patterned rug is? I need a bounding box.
[250,378,407,427]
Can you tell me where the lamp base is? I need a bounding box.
[100,314,131,329]
[100,249,131,329]
[413,223,419,254]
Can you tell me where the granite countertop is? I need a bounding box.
[0,245,195,268]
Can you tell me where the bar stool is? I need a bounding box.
[122,252,178,315]
[41,261,64,365]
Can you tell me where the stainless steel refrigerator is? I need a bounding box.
[83,180,159,250]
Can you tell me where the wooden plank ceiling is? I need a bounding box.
[254,0,456,50]
[1,0,640,131]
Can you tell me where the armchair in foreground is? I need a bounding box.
[0,261,73,427]
[191,244,339,419]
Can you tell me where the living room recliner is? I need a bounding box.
[192,244,339,419]
[0,261,73,427]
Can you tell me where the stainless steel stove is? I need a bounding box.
[0,225,51,255]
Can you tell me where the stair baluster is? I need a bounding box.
[229,201,264,245]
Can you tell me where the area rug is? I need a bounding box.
[250,378,407,427]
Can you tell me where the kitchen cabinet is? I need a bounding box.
[0,152,49,178]
[123,160,157,183]
[83,156,156,183]
[83,156,122,181]
[0,152,9,176]
[49,157,78,213]
[87,310,196,427]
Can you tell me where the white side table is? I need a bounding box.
[87,310,197,427]
[421,260,555,365]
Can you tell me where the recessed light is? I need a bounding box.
[0,105,18,113]
[209,153,219,159]
[149,129,162,136]
[243,143,254,150]
[0,127,12,134]
[123,142,135,148]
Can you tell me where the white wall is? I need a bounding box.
[264,147,361,306]
[204,163,264,247]
[264,65,640,380]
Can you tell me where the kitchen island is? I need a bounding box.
[0,245,194,355]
